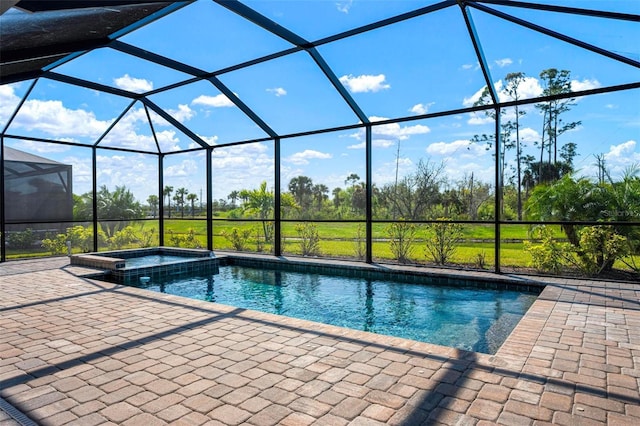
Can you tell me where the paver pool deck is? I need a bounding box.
[0,256,639,425]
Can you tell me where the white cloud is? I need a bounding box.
[426,139,488,157]
[448,162,494,183]
[192,94,235,108]
[167,104,194,123]
[266,87,287,97]
[605,140,638,163]
[285,149,332,165]
[346,116,430,149]
[0,84,22,124]
[155,130,184,152]
[464,77,543,109]
[347,139,397,150]
[571,78,601,92]
[371,116,430,140]
[211,143,274,199]
[372,139,398,148]
[409,103,434,115]
[339,74,390,93]
[62,155,92,190]
[94,153,161,200]
[336,0,353,13]
[518,127,540,144]
[465,77,543,125]
[579,140,640,180]
[375,122,430,140]
[495,58,513,68]
[8,99,111,139]
[463,84,493,108]
[9,140,71,154]
[511,77,544,100]
[467,113,494,126]
[199,135,219,146]
[144,109,179,128]
[374,157,414,186]
[3,90,194,153]
[122,107,167,130]
[100,107,182,152]
[347,142,365,149]
[113,74,153,93]
[165,159,199,177]
[461,63,475,70]
[496,75,591,101]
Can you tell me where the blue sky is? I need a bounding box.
[1,0,639,203]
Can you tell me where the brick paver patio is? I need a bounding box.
[1,257,638,425]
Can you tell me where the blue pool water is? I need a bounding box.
[130,265,537,354]
[125,255,196,267]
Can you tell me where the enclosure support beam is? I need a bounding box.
[274,138,282,257]
[92,147,98,253]
[158,154,165,247]
[469,1,640,70]
[0,138,5,262]
[494,109,502,274]
[460,1,499,105]
[0,80,38,262]
[206,149,213,251]
[366,126,373,264]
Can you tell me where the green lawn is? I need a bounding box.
[6,219,637,276]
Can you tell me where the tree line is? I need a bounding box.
[472,68,582,220]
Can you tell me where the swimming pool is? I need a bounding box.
[126,263,538,354]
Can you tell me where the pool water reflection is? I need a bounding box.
[131,265,538,354]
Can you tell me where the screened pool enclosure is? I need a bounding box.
[1,1,639,277]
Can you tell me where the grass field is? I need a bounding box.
[6,219,637,275]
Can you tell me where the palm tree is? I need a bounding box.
[288,176,313,210]
[96,185,143,237]
[525,175,594,246]
[147,195,159,218]
[525,169,640,273]
[163,185,174,218]
[332,187,342,209]
[241,181,274,243]
[187,193,198,217]
[174,187,188,218]
[228,190,240,207]
[312,184,329,209]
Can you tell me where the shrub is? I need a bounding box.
[168,229,203,249]
[524,225,572,274]
[222,227,252,251]
[474,250,487,270]
[41,233,68,255]
[575,226,628,276]
[138,228,156,248]
[67,225,100,252]
[254,226,265,252]
[353,223,366,260]
[7,228,37,249]
[525,225,630,276]
[109,226,139,249]
[424,219,463,265]
[296,223,320,256]
[386,221,416,264]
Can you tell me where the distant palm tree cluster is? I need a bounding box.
[150,186,200,218]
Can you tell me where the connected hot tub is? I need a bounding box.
[70,247,219,284]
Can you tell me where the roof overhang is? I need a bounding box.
[0,1,181,85]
